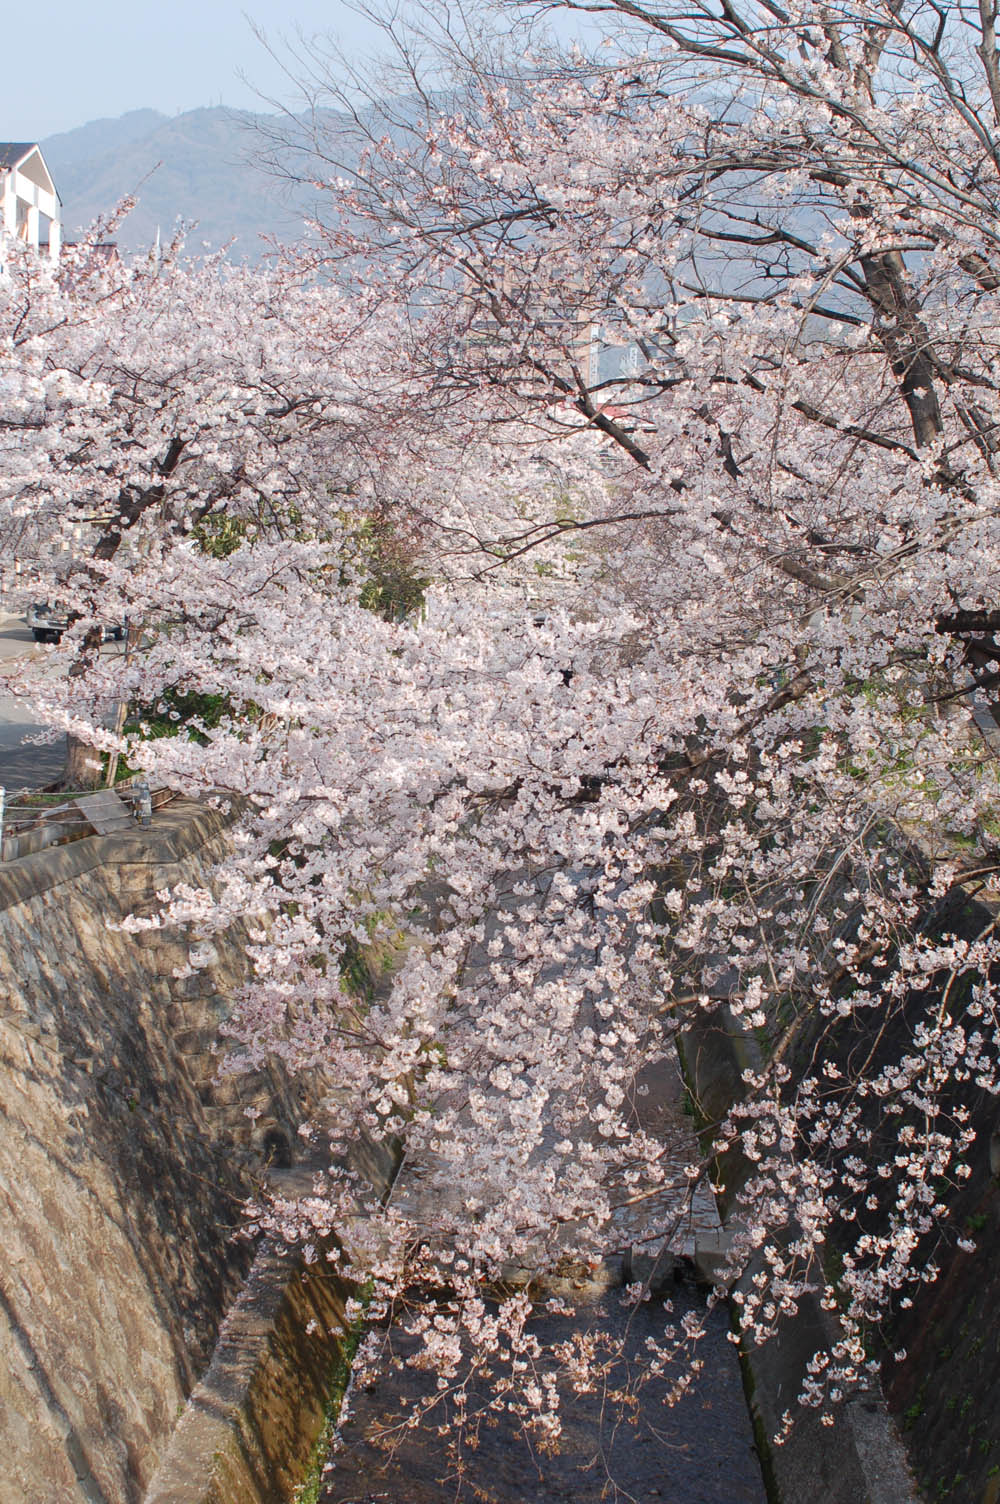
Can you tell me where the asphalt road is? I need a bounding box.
[0,612,122,792]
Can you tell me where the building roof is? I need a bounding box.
[0,143,60,207]
[0,143,37,171]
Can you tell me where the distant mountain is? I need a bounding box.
[41,106,349,259]
[42,110,167,171]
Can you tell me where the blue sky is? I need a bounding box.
[5,2,415,139]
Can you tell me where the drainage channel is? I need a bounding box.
[314,1049,767,1504]
[317,1274,766,1504]
[313,871,768,1503]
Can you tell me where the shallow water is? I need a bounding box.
[319,1279,766,1504]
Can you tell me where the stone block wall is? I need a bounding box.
[0,801,302,1504]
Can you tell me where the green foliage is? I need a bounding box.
[553,489,581,524]
[903,1398,924,1430]
[341,515,428,622]
[126,686,231,746]
[339,935,375,1001]
[294,1282,374,1504]
[191,512,254,559]
[191,500,306,558]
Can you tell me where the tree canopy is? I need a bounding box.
[8,0,1000,1451]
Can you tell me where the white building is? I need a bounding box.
[0,142,61,262]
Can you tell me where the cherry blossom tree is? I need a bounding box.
[229,3,1000,1429]
[0,223,441,782]
[12,0,1000,1451]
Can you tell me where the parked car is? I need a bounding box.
[26,601,125,644]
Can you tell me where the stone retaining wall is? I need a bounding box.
[141,1148,401,1504]
[677,1008,919,1504]
[0,801,304,1504]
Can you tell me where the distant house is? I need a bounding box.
[0,142,61,262]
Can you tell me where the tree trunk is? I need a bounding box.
[62,732,104,790]
[59,624,106,789]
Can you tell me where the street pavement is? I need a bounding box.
[0,611,123,792]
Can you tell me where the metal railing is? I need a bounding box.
[0,779,173,861]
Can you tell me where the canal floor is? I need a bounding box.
[318,1278,767,1504]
